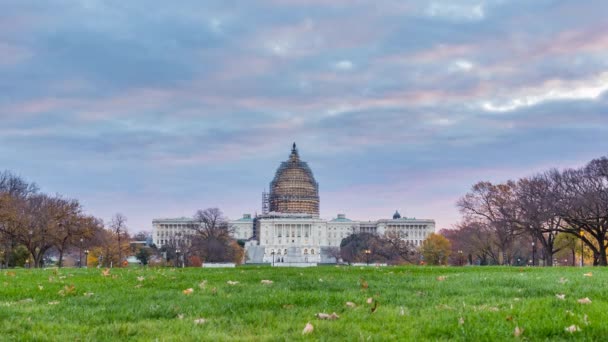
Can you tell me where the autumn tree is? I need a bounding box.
[420,233,451,265]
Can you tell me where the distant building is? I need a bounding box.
[152,143,435,265]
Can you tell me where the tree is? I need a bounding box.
[458,181,522,265]
[0,171,38,268]
[515,175,564,266]
[551,159,608,266]
[421,233,451,265]
[190,208,242,264]
[110,213,128,266]
[135,248,150,266]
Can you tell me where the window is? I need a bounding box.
[304,249,308,255]
[284,249,287,255]
[311,249,315,255]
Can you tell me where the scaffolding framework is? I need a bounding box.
[268,143,320,217]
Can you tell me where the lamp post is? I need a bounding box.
[84,249,89,268]
[99,255,103,268]
[79,238,83,268]
[175,248,181,268]
[271,251,275,266]
[458,250,463,266]
[364,249,371,266]
[580,231,584,267]
[531,242,535,266]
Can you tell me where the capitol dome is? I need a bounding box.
[268,143,320,217]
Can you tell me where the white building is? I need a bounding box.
[151,144,436,265]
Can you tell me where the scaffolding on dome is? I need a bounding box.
[268,143,320,217]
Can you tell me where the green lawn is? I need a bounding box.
[1,266,606,341]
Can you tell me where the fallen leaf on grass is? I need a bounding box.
[58,284,76,297]
[211,287,217,295]
[137,276,145,282]
[360,278,368,290]
[261,280,273,285]
[458,317,465,325]
[558,277,568,284]
[371,301,378,313]
[134,284,142,288]
[302,322,314,335]
[101,268,111,277]
[346,302,356,308]
[48,301,60,305]
[577,297,592,304]
[18,298,34,304]
[193,318,206,325]
[556,294,566,300]
[38,285,44,291]
[6,271,16,277]
[436,276,446,282]
[84,292,94,297]
[227,281,239,285]
[583,314,590,325]
[583,272,592,277]
[177,314,184,320]
[565,325,581,333]
[366,297,373,304]
[514,326,524,337]
[316,312,339,320]
[198,280,207,289]
[183,288,194,295]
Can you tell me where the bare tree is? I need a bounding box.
[458,181,522,265]
[551,158,608,266]
[110,213,128,266]
[515,175,564,266]
[191,208,241,263]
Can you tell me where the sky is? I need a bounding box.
[1,0,608,233]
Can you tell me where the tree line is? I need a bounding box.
[0,170,130,268]
[446,156,608,266]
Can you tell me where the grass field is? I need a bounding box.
[1,266,606,341]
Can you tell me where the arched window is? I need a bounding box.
[284,249,288,255]
[304,249,308,255]
[311,249,315,255]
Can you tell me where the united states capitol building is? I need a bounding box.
[153,143,435,265]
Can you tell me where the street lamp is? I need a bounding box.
[84,249,89,268]
[79,238,84,268]
[364,249,371,266]
[175,249,181,268]
[458,250,463,266]
[580,231,584,267]
[271,251,275,266]
[531,242,535,266]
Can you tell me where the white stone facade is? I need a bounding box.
[152,213,436,263]
[152,218,197,247]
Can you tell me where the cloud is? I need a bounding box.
[1,0,608,232]
[333,60,354,71]
[481,72,608,112]
[426,1,485,21]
